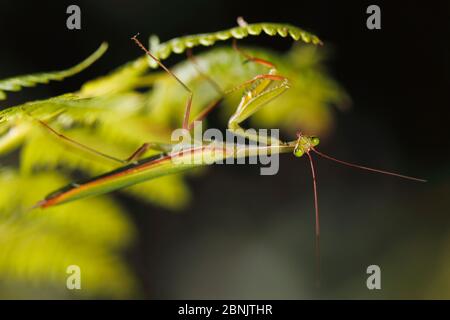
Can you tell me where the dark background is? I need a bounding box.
[0,0,449,298]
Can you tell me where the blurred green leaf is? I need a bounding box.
[0,169,136,298]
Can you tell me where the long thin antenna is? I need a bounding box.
[306,152,321,287]
[312,148,427,183]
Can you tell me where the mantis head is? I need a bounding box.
[293,133,320,157]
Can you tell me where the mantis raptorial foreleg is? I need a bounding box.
[187,73,288,128]
[188,37,286,127]
[191,73,290,146]
[187,41,290,146]
[132,34,289,146]
[227,39,291,146]
[227,76,290,146]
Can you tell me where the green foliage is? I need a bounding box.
[0,169,136,298]
[0,22,348,298]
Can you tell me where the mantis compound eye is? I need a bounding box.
[311,136,320,147]
[294,146,305,157]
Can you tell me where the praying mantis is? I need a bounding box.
[30,21,327,208]
[6,21,425,280]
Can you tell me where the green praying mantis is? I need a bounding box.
[1,20,426,279]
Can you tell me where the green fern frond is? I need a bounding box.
[146,22,322,68]
[0,43,108,100]
[79,55,152,97]
[0,92,145,155]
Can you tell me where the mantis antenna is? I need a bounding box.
[293,132,426,286]
[312,148,427,182]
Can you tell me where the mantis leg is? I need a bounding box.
[227,75,290,146]
[31,116,172,164]
[132,35,193,130]
[232,39,276,69]
[186,48,223,95]
[228,125,282,146]
[228,117,285,147]
[186,74,287,131]
[227,40,288,145]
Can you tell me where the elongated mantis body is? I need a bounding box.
[37,142,296,208]
[35,32,296,207]
[27,21,425,282]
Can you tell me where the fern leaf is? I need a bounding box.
[0,42,108,100]
[79,55,152,97]
[0,92,145,155]
[146,22,322,68]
